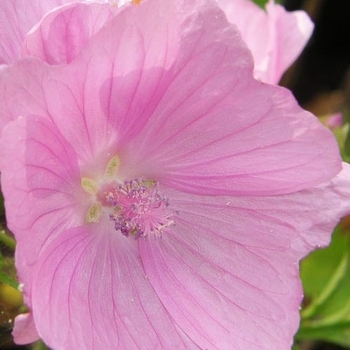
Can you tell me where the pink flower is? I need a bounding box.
[217,0,314,84]
[1,0,350,349]
[325,112,343,130]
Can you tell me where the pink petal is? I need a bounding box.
[23,3,120,64]
[0,116,84,294]
[0,59,54,135]
[217,0,314,83]
[64,0,179,154]
[118,5,338,195]
[31,223,197,349]
[0,0,76,64]
[0,0,179,165]
[13,313,39,345]
[139,164,350,349]
[264,0,313,83]
[325,112,343,130]
[0,0,339,195]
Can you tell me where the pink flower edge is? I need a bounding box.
[218,0,314,83]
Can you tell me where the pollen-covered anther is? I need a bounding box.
[104,154,120,180]
[81,177,99,195]
[86,202,102,223]
[109,178,174,239]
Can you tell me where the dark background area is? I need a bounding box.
[282,0,350,116]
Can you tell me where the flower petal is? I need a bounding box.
[60,0,179,157]
[0,0,180,165]
[23,3,120,64]
[264,0,313,83]
[0,59,54,135]
[0,0,334,195]
[13,313,39,345]
[31,224,197,349]
[217,0,314,83]
[119,2,338,195]
[139,164,350,349]
[0,116,84,296]
[0,0,76,64]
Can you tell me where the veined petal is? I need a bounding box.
[0,0,334,195]
[0,59,54,136]
[0,0,78,64]
[1,1,348,348]
[139,164,350,349]
[217,0,314,83]
[119,3,338,195]
[0,0,180,165]
[140,206,297,349]
[61,0,180,157]
[22,3,120,64]
[31,224,198,349]
[0,116,84,297]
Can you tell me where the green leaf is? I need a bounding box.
[32,340,51,350]
[0,272,19,290]
[0,248,18,290]
[251,0,282,8]
[297,227,350,347]
[251,0,268,7]
[0,229,16,251]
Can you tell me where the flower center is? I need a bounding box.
[82,155,174,239]
[106,178,173,238]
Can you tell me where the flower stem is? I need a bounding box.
[0,229,16,251]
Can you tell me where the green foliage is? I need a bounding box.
[252,0,268,7]
[0,271,18,290]
[0,249,18,289]
[0,230,16,251]
[251,0,282,8]
[0,228,18,289]
[297,227,350,348]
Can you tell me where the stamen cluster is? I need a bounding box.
[107,179,173,238]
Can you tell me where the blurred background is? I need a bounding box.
[1,0,350,349]
[282,0,350,117]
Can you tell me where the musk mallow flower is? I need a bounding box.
[217,0,314,84]
[1,0,350,349]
